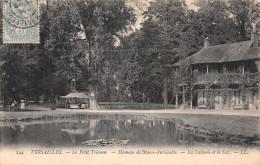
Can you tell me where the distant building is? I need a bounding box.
[58,77,89,109]
[175,29,259,110]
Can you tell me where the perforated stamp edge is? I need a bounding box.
[2,0,40,44]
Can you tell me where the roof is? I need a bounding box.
[62,93,89,99]
[175,40,260,66]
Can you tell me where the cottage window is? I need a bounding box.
[234,65,242,73]
[252,90,258,104]
[207,65,211,74]
[218,65,226,74]
[202,91,206,104]
[193,68,198,75]
[233,91,240,104]
[216,91,220,103]
[247,62,258,73]
[201,66,207,75]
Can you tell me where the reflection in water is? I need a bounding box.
[0,118,253,148]
[61,128,88,135]
[82,139,129,146]
[59,120,98,144]
[89,120,98,137]
[20,124,26,132]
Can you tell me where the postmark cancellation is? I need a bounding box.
[3,0,39,44]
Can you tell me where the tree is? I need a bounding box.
[72,0,136,108]
[1,45,33,106]
[0,0,136,108]
[191,0,240,45]
[33,1,82,101]
[0,1,86,105]
[134,0,190,108]
[228,0,260,40]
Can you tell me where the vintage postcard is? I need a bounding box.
[0,0,260,164]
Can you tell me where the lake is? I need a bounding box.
[0,115,257,148]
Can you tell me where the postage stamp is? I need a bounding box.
[3,0,39,44]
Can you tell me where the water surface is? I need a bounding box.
[0,118,255,148]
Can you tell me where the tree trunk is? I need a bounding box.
[88,38,97,110]
[190,90,192,110]
[175,93,178,109]
[89,86,97,110]
[163,77,168,109]
[182,86,185,110]
[240,19,247,41]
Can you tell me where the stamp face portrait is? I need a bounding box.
[3,0,39,44]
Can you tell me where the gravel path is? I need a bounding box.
[1,107,259,120]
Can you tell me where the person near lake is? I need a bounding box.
[66,101,71,109]
[10,101,15,111]
[78,102,81,109]
[10,100,18,111]
[20,100,25,110]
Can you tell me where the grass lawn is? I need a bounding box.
[166,114,260,137]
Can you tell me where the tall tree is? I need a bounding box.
[135,0,189,108]
[72,0,136,109]
[228,0,260,40]
[0,0,136,108]
[192,0,239,45]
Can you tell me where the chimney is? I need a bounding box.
[204,37,209,47]
[251,28,259,48]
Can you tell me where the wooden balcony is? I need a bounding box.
[193,72,260,87]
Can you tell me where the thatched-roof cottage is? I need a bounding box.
[175,30,260,110]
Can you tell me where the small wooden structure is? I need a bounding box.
[61,92,89,109]
[57,77,90,109]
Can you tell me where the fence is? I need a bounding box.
[98,102,176,110]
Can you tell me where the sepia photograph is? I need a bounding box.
[0,0,259,164]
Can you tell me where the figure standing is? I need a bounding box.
[20,100,25,110]
[10,101,15,111]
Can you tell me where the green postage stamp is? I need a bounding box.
[3,0,39,44]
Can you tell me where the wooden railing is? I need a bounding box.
[194,72,260,86]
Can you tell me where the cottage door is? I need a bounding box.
[192,92,198,107]
[211,91,218,109]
